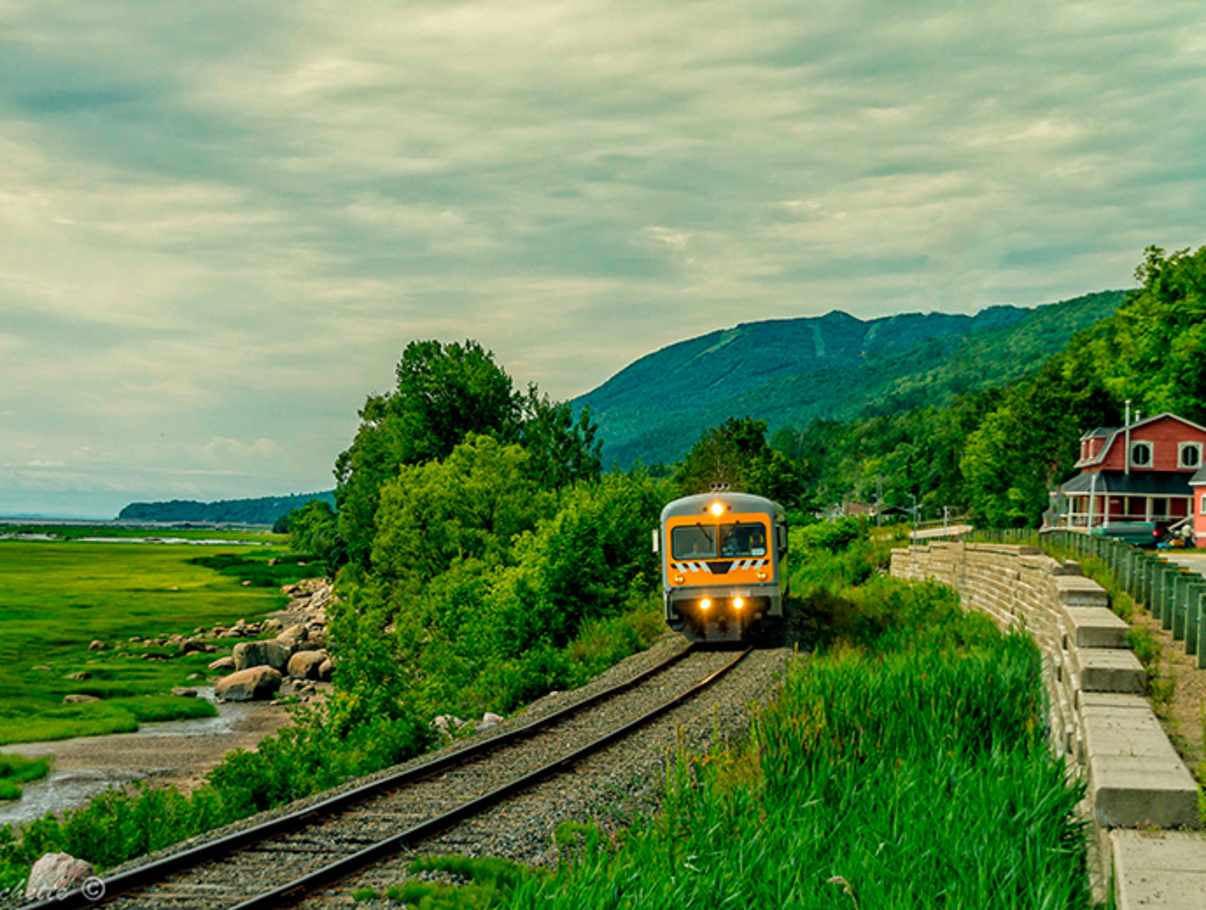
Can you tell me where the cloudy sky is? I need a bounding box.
[2,1,1203,517]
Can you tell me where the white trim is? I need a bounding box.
[1130,440,1154,467]
[1178,441,1203,469]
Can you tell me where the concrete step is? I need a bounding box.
[1062,606,1130,649]
[1054,575,1109,608]
[1082,705,1200,829]
[1075,649,1146,693]
[1111,829,1206,909]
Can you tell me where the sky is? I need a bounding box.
[2,1,1204,517]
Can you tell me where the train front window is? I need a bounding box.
[718,522,767,557]
[671,525,716,559]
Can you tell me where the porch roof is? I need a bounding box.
[1059,470,1193,497]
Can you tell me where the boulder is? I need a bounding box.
[65,671,90,681]
[276,624,309,649]
[232,639,292,672]
[286,649,328,680]
[63,694,99,704]
[262,618,283,634]
[171,687,197,698]
[186,672,204,681]
[208,656,236,673]
[478,712,503,731]
[32,664,51,671]
[241,580,252,587]
[179,639,207,654]
[24,852,94,900]
[305,626,327,648]
[214,666,282,702]
[432,714,465,736]
[317,657,334,681]
[87,640,105,652]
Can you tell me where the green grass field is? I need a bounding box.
[0,539,317,744]
[0,525,285,543]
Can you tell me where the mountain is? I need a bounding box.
[574,290,1127,467]
[117,491,335,525]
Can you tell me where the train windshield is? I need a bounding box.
[671,525,716,559]
[718,522,767,557]
[671,521,768,559]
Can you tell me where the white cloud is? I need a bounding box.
[1,0,1204,513]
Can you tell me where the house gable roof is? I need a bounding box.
[1073,413,1206,468]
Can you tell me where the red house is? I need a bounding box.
[1054,413,1206,533]
[1193,467,1206,540]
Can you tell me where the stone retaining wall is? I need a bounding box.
[891,541,1205,908]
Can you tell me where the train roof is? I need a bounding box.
[660,492,784,521]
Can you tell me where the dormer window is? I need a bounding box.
[1180,442,1202,468]
[1131,442,1152,467]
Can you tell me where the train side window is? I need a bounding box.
[776,524,788,554]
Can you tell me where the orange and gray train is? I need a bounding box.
[653,492,788,642]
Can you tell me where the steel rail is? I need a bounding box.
[234,646,752,910]
[22,643,699,910]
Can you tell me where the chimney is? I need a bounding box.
[1124,399,1131,476]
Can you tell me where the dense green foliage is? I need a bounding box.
[282,500,344,572]
[674,417,804,506]
[338,462,670,717]
[118,491,334,525]
[335,340,601,568]
[767,246,1205,526]
[577,291,1123,467]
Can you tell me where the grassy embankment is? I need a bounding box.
[0,538,313,746]
[352,521,1091,908]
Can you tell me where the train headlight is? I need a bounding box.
[732,596,745,610]
[757,570,768,581]
[699,597,712,611]
[709,501,725,517]
[673,573,684,584]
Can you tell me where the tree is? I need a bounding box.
[335,340,521,568]
[335,339,602,569]
[370,435,555,586]
[676,417,805,506]
[287,500,344,573]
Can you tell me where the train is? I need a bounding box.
[654,491,788,642]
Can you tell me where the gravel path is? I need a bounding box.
[299,645,788,908]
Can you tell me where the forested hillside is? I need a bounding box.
[117,491,334,525]
[771,246,1205,526]
[575,291,1125,466]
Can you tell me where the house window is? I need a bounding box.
[1131,442,1153,467]
[1200,495,1206,515]
[1179,442,1202,468]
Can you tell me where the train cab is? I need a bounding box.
[653,491,788,642]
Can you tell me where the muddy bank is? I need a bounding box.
[0,697,291,826]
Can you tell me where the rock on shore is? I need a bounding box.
[214,667,282,702]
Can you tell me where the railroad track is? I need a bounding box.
[27,645,752,910]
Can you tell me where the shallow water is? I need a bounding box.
[0,694,274,826]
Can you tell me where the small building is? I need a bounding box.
[1054,413,1206,530]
